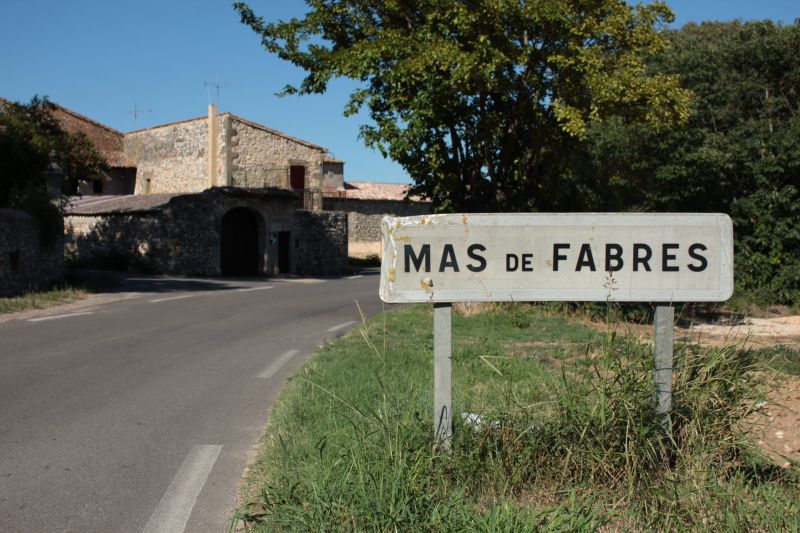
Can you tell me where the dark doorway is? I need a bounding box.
[290,165,305,208]
[221,208,260,276]
[278,231,291,274]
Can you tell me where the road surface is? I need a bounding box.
[0,271,385,532]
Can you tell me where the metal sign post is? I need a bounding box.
[433,303,453,450]
[378,213,734,448]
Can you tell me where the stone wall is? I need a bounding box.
[0,209,64,296]
[66,188,344,277]
[123,114,328,212]
[292,210,348,276]
[323,198,431,258]
[125,118,211,194]
[322,161,344,189]
[229,117,326,210]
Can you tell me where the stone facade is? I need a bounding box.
[124,113,327,211]
[323,197,431,259]
[0,209,64,296]
[66,188,346,276]
[125,118,211,195]
[322,160,345,190]
[293,211,348,276]
[229,117,326,212]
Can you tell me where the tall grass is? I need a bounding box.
[0,285,86,314]
[233,305,799,531]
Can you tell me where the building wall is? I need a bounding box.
[229,118,325,210]
[293,210,348,276]
[66,189,344,276]
[77,168,136,196]
[322,161,344,190]
[0,209,64,296]
[323,198,431,259]
[125,119,212,194]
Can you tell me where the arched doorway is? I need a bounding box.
[220,207,262,276]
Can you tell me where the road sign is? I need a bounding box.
[379,213,733,303]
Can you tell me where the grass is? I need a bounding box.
[0,285,87,314]
[233,304,800,532]
[750,345,800,376]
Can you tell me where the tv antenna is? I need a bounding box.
[204,77,230,107]
[127,103,152,125]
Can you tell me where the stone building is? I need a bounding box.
[124,110,330,211]
[66,188,346,276]
[2,96,430,276]
[323,181,430,259]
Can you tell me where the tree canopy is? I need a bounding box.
[0,97,106,241]
[235,0,690,211]
[583,21,800,303]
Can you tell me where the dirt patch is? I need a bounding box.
[688,317,800,348]
[749,375,800,468]
[584,316,800,350]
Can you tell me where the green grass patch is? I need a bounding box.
[0,285,87,314]
[233,305,799,532]
[750,345,800,376]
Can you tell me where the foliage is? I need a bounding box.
[0,96,106,242]
[235,0,690,211]
[582,21,800,304]
[232,305,798,531]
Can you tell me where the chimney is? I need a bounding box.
[208,103,219,188]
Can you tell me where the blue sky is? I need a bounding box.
[1,1,796,184]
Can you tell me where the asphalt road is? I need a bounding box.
[0,270,386,532]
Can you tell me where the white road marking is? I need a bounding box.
[150,294,196,303]
[28,311,95,322]
[327,320,357,333]
[287,279,327,284]
[141,444,222,533]
[257,349,301,379]
[346,274,363,279]
[236,286,274,292]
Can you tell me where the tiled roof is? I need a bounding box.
[323,155,345,164]
[64,194,179,215]
[1,97,132,168]
[323,181,428,202]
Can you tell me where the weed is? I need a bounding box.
[232,304,799,531]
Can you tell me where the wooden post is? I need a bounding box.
[653,305,674,433]
[433,302,453,450]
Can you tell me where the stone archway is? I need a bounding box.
[220,207,263,276]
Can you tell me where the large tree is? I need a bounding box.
[584,21,800,303]
[235,0,690,211]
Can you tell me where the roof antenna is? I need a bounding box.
[127,103,152,125]
[203,76,230,108]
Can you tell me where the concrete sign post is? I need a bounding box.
[379,213,734,445]
[433,303,453,449]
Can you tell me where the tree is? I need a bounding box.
[235,0,690,211]
[0,96,106,241]
[584,21,800,303]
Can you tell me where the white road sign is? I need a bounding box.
[379,213,733,303]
